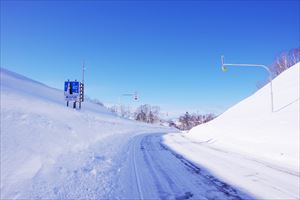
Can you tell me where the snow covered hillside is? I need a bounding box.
[0,68,172,198]
[189,62,299,171]
[164,63,299,199]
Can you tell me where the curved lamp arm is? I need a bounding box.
[221,55,273,112]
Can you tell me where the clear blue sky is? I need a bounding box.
[1,0,299,117]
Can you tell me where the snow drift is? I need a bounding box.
[0,68,171,198]
[162,63,299,199]
[188,62,299,173]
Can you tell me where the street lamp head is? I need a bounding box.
[134,92,138,101]
[221,55,228,72]
[222,65,228,72]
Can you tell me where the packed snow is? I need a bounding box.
[0,68,173,198]
[1,63,299,199]
[1,68,254,199]
[164,63,300,199]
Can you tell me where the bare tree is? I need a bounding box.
[177,112,216,130]
[289,48,300,66]
[270,47,300,78]
[119,105,130,118]
[109,105,119,113]
[135,104,161,124]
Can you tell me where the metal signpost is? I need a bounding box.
[221,55,274,112]
[64,80,80,108]
[64,62,85,109]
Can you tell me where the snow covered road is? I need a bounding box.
[163,133,300,199]
[2,65,299,199]
[5,131,253,199]
[114,133,253,199]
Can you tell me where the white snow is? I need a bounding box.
[114,133,253,199]
[1,62,299,199]
[0,68,172,198]
[163,63,300,199]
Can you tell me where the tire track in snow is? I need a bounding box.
[140,135,177,199]
[134,133,252,200]
[132,137,144,200]
[159,142,245,200]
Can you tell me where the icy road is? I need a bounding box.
[5,131,298,199]
[113,133,252,199]
[21,132,253,199]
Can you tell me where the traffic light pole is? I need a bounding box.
[118,92,138,115]
[118,92,138,105]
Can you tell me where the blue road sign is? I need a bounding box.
[64,81,80,101]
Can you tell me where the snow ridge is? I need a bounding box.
[0,67,172,198]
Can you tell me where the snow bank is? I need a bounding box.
[187,62,299,173]
[0,68,170,198]
[162,63,299,199]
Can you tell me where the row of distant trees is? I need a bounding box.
[257,47,299,89]
[135,104,161,123]
[169,112,216,130]
[109,104,216,130]
[109,105,132,119]
[270,47,299,78]
[109,104,161,124]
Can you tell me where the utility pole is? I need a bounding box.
[79,61,85,109]
[82,60,85,85]
[221,55,274,112]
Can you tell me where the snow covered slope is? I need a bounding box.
[187,62,299,171]
[163,62,299,199]
[0,68,171,198]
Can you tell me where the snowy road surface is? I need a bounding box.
[114,133,252,199]
[163,133,300,199]
[4,131,297,199]
[20,132,253,199]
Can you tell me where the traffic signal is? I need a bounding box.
[133,92,139,101]
[80,82,84,102]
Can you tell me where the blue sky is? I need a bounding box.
[1,0,299,117]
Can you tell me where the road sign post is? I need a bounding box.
[64,63,85,109]
[64,80,82,109]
